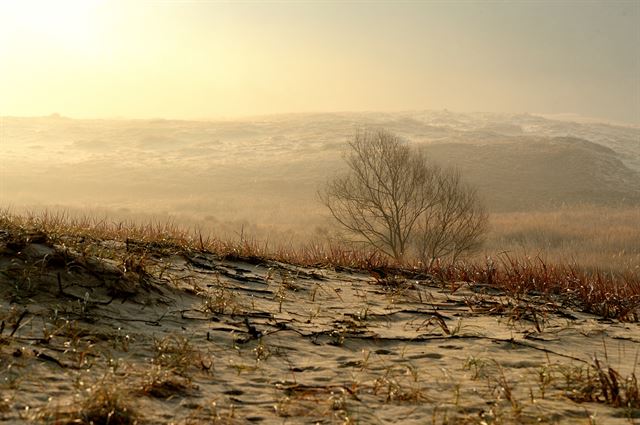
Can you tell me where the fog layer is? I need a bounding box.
[2,111,639,242]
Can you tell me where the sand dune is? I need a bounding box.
[0,221,637,423]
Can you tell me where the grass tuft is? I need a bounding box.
[39,378,137,425]
[562,356,640,408]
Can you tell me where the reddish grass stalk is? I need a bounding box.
[1,209,638,321]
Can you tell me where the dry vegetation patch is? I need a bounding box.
[0,211,638,424]
[38,374,138,425]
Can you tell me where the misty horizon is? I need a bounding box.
[1,1,639,124]
[3,109,640,129]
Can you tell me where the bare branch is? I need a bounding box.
[321,129,487,263]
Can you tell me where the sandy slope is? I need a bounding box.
[0,231,638,424]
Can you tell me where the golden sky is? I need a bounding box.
[1,0,639,123]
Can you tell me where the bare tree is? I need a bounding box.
[320,129,439,260]
[414,167,488,265]
[321,129,487,263]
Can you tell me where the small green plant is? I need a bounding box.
[252,338,271,362]
[534,360,555,400]
[490,363,521,417]
[463,356,492,380]
[372,364,428,403]
[201,278,238,315]
[152,334,196,376]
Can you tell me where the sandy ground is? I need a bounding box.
[0,231,638,424]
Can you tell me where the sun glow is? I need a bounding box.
[0,1,638,122]
[1,0,106,55]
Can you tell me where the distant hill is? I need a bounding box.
[420,136,640,211]
[1,111,638,228]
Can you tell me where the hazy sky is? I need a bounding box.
[1,0,639,123]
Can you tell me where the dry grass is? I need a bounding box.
[39,375,138,425]
[485,205,640,276]
[430,254,640,321]
[1,208,638,322]
[139,366,196,400]
[562,356,639,409]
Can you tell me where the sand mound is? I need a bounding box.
[0,228,638,423]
